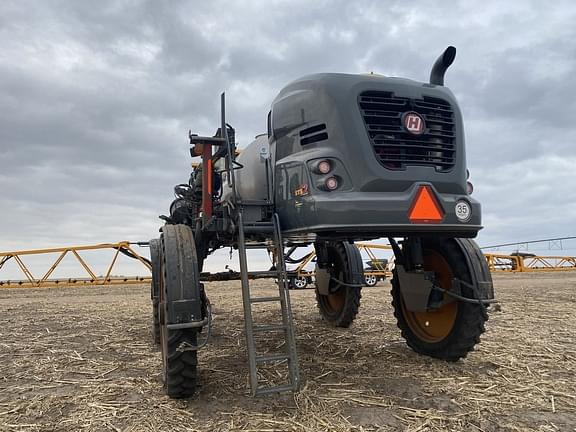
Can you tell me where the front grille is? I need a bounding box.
[358,91,456,171]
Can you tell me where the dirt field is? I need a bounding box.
[0,273,575,432]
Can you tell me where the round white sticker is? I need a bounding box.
[455,201,471,222]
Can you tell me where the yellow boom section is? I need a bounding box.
[2,242,575,289]
[484,253,576,273]
[0,242,152,289]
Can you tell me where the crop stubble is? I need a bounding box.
[0,273,575,431]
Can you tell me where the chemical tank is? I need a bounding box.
[222,134,269,202]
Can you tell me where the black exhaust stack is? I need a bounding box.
[429,46,456,86]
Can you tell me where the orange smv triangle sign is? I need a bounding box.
[408,186,444,223]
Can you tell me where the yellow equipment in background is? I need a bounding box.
[0,242,151,289]
[1,242,575,289]
[484,253,576,273]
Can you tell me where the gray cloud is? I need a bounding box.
[1,0,576,278]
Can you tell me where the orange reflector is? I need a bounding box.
[408,186,444,223]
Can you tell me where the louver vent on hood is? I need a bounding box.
[299,123,328,146]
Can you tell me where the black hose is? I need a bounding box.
[432,285,498,305]
[194,299,212,350]
[115,247,152,267]
[330,276,364,289]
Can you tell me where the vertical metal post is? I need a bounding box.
[221,93,240,204]
[202,143,213,220]
[273,213,300,391]
[237,212,258,395]
[265,157,272,205]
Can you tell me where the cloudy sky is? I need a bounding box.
[1,0,576,278]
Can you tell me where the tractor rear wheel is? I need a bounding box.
[149,238,161,345]
[161,326,198,398]
[315,242,362,328]
[391,237,491,361]
[160,225,202,398]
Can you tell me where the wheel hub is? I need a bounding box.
[402,251,458,343]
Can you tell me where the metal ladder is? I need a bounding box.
[237,210,300,396]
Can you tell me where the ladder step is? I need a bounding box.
[255,353,289,364]
[250,296,281,303]
[253,324,287,333]
[238,211,300,396]
[255,383,295,396]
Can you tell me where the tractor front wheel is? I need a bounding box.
[315,242,362,328]
[391,237,491,361]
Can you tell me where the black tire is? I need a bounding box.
[160,225,202,398]
[391,237,491,361]
[315,242,362,327]
[150,238,162,345]
[162,328,198,398]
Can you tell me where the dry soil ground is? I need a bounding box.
[0,272,575,432]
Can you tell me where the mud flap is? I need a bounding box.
[395,264,436,313]
[315,268,331,295]
[454,238,494,300]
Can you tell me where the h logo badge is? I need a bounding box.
[403,112,425,135]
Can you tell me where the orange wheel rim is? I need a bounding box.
[402,251,458,343]
[326,288,345,313]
